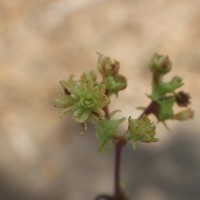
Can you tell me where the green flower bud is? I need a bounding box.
[73,109,90,123]
[128,115,158,149]
[149,53,172,75]
[174,108,194,121]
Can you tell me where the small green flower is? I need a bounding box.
[54,70,110,132]
[127,115,158,149]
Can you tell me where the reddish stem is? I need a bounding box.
[113,140,126,200]
[103,106,110,120]
[138,101,157,119]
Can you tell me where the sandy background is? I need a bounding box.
[0,0,200,199]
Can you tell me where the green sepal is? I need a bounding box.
[54,95,71,108]
[59,74,76,94]
[157,96,175,121]
[104,75,127,96]
[110,110,121,118]
[73,109,90,123]
[96,117,126,152]
[80,70,96,84]
[161,121,171,131]
[152,76,183,99]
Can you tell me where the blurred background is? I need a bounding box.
[0,0,200,199]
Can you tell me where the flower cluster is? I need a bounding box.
[54,53,193,150]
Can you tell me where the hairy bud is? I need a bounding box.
[128,115,158,149]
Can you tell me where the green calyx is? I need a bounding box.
[127,115,158,149]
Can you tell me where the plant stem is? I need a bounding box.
[103,106,110,120]
[113,139,126,200]
[138,101,156,119]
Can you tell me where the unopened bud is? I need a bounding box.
[97,53,120,77]
[149,53,172,74]
[175,91,191,107]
